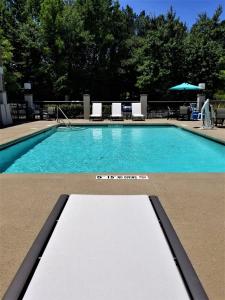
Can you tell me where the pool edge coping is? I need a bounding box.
[175,124,225,145]
[0,122,224,151]
[0,125,58,150]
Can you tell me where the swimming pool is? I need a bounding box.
[1,125,225,173]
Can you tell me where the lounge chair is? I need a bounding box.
[131,103,145,120]
[177,106,191,120]
[47,106,56,120]
[41,106,55,120]
[110,103,123,120]
[167,106,177,119]
[215,108,225,126]
[3,194,208,300]
[90,103,102,120]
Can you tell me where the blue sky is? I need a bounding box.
[119,0,225,27]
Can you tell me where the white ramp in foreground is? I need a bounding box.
[22,195,190,300]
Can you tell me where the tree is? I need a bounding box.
[39,0,65,98]
[1,1,224,101]
[0,0,21,96]
[133,8,187,98]
[185,6,224,95]
[60,2,92,97]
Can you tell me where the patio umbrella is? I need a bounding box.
[169,82,203,91]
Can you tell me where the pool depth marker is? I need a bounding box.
[96,175,149,180]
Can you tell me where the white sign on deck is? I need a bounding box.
[96,175,149,180]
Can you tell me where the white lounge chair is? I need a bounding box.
[132,103,145,120]
[90,103,103,120]
[110,103,123,120]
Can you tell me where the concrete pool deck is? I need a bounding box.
[0,119,225,299]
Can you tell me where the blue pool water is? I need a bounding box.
[1,126,225,173]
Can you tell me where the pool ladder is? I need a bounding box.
[56,106,72,128]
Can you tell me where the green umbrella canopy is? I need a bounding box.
[169,82,203,91]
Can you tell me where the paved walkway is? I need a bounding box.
[0,119,225,299]
[0,120,57,147]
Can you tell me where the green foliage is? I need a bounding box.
[184,6,224,95]
[58,103,83,118]
[214,89,225,100]
[1,1,225,100]
[0,29,13,62]
[134,9,187,95]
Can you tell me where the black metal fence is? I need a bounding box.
[8,99,225,122]
[10,103,27,121]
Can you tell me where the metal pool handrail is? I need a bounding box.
[56,106,71,128]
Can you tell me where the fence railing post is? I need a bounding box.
[83,94,90,119]
[140,94,148,118]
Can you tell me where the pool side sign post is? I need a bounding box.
[24,83,35,120]
[83,94,90,119]
[24,83,33,108]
